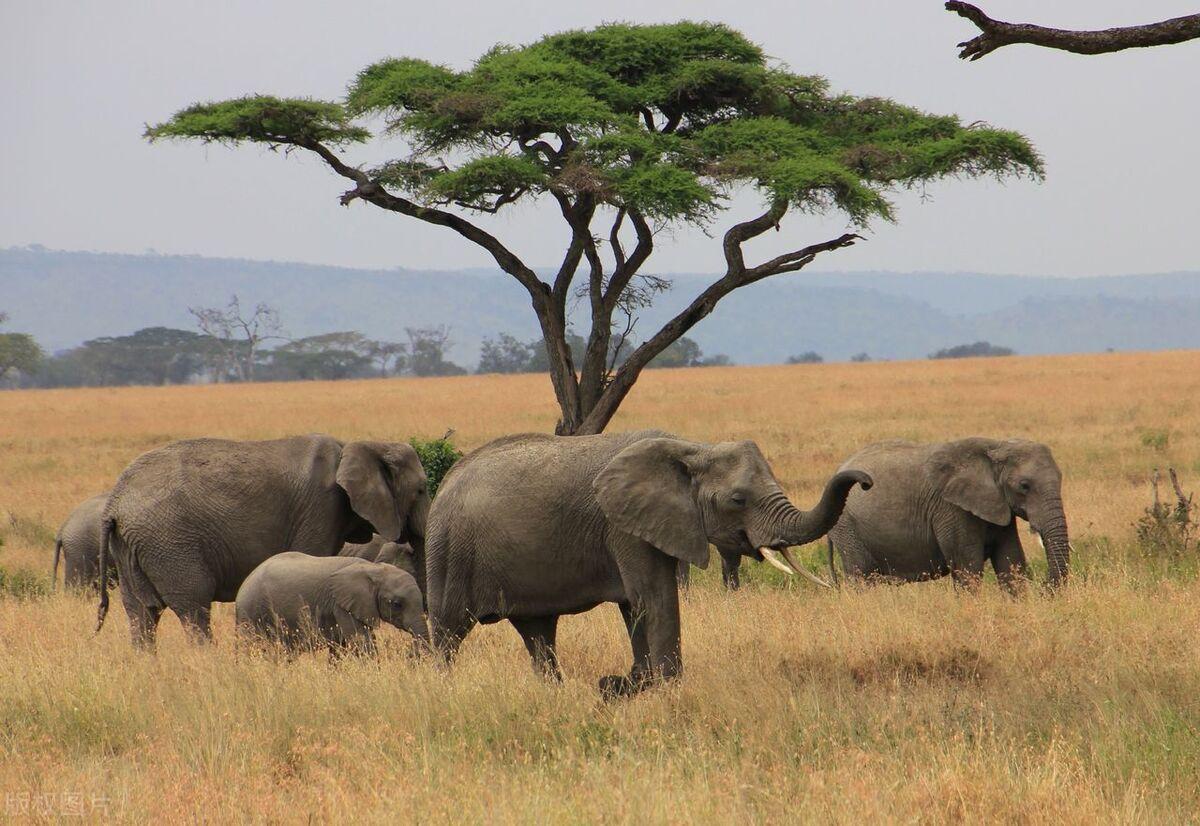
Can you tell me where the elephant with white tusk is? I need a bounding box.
[424,430,871,698]
[827,437,1071,591]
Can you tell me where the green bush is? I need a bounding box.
[0,566,51,600]
[409,435,463,498]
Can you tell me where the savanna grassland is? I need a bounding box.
[1,351,1199,823]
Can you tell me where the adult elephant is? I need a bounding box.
[96,435,429,648]
[425,430,871,697]
[828,437,1070,591]
[52,492,117,590]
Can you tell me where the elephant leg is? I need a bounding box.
[720,552,741,590]
[990,523,1030,596]
[121,597,162,650]
[829,523,876,584]
[617,600,652,683]
[510,615,561,680]
[429,611,477,666]
[933,516,988,593]
[675,559,690,590]
[141,553,216,644]
[175,603,213,644]
[115,558,164,650]
[603,542,681,698]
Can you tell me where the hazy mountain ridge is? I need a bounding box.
[3,247,1197,364]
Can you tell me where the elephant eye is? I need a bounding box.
[730,492,748,507]
[1017,479,1032,493]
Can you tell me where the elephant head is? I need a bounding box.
[594,438,872,584]
[336,441,430,590]
[933,438,1070,586]
[330,562,429,645]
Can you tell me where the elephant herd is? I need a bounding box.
[52,430,1070,697]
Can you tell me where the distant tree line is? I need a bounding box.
[1,298,733,389]
[3,300,1017,390]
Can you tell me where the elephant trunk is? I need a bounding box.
[755,469,872,587]
[1037,500,1070,588]
[780,469,873,546]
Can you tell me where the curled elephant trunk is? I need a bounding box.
[780,469,873,546]
[756,469,872,587]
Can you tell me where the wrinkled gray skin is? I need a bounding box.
[425,430,871,697]
[52,492,117,590]
[236,552,428,654]
[97,435,430,648]
[340,535,419,579]
[828,438,1070,591]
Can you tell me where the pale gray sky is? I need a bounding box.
[2,1,1197,276]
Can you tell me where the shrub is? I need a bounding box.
[0,566,51,600]
[409,435,463,497]
[929,341,1015,359]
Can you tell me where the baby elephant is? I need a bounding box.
[236,553,428,654]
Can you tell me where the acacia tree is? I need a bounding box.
[148,22,1041,434]
[946,3,1200,60]
[188,295,284,382]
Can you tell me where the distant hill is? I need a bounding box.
[2,246,1197,365]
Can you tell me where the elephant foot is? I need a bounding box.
[598,670,651,700]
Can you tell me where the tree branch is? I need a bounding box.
[602,209,653,311]
[722,200,789,276]
[301,139,546,298]
[946,2,1200,60]
[576,229,859,434]
[745,233,863,282]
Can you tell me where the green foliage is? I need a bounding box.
[0,331,43,380]
[150,22,1042,227]
[1136,472,1196,557]
[0,566,50,600]
[1140,428,1170,452]
[408,437,463,498]
[145,95,369,146]
[423,155,549,209]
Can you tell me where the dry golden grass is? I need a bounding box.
[1,351,1199,822]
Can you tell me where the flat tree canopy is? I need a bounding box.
[147,21,1042,434]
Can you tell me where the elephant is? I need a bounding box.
[52,492,117,590]
[675,548,750,591]
[424,430,872,697]
[235,552,427,654]
[341,534,419,579]
[96,434,430,648]
[827,437,1070,591]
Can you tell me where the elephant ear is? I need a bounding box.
[934,446,1011,526]
[329,563,380,629]
[593,437,710,568]
[337,442,428,541]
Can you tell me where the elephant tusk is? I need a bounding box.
[1037,533,1046,551]
[781,547,834,589]
[759,547,796,576]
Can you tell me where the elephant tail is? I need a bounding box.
[51,537,63,591]
[95,518,114,634]
[827,536,841,589]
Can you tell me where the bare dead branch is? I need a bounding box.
[946,2,1200,61]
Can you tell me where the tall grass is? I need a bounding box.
[1,351,1198,821]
